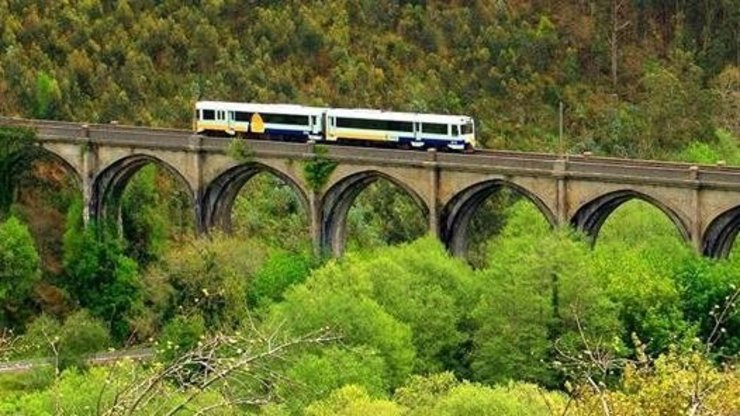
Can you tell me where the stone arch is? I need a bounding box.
[440,180,557,257]
[321,170,430,256]
[570,190,691,245]
[200,162,310,233]
[702,206,740,259]
[27,147,84,189]
[90,154,196,226]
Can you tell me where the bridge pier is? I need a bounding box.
[554,158,568,226]
[426,149,440,237]
[309,191,323,257]
[689,166,703,253]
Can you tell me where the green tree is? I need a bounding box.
[62,223,140,341]
[139,234,268,334]
[120,165,167,266]
[303,385,405,416]
[266,265,416,388]
[32,72,61,120]
[21,311,110,371]
[248,250,314,309]
[0,217,41,326]
[0,127,38,217]
[472,202,622,387]
[276,346,390,413]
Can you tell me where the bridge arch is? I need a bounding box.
[200,162,310,233]
[90,154,196,226]
[570,189,691,246]
[440,180,557,257]
[321,170,429,256]
[17,147,84,190]
[702,206,740,259]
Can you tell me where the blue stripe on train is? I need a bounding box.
[263,128,310,137]
[397,136,467,147]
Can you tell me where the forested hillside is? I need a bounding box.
[0,0,738,156]
[1,1,740,415]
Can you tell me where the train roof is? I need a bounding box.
[327,108,473,124]
[196,101,325,115]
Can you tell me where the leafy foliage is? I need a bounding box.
[0,217,41,326]
[0,127,39,217]
[139,234,268,335]
[226,138,255,162]
[62,222,140,341]
[248,250,314,309]
[345,180,428,252]
[231,172,310,251]
[303,145,337,191]
[20,310,110,371]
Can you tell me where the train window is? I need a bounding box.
[422,123,448,135]
[452,125,460,136]
[261,113,309,125]
[461,123,473,135]
[336,118,413,132]
[341,118,378,130]
[387,121,413,132]
[234,111,251,122]
[202,110,215,120]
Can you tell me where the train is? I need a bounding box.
[194,101,476,151]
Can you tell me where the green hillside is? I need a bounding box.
[1,0,738,157]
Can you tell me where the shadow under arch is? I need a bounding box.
[702,206,740,259]
[321,170,430,257]
[440,180,557,257]
[90,154,196,227]
[200,162,310,233]
[570,189,691,246]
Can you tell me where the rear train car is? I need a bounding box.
[194,101,325,141]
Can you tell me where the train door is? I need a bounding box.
[308,115,321,141]
[325,113,336,141]
[227,111,235,134]
[311,115,320,134]
[414,122,421,142]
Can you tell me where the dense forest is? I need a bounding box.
[0,0,739,414]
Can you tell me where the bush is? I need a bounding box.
[156,314,205,364]
[20,310,111,371]
[62,221,140,341]
[248,250,314,309]
[0,216,41,326]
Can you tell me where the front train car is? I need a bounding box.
[325,108,476,151]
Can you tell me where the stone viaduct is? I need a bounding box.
[2,116,740,258]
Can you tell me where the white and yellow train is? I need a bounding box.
[194,101,476,151]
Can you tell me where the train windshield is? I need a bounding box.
[461,122,474,135]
